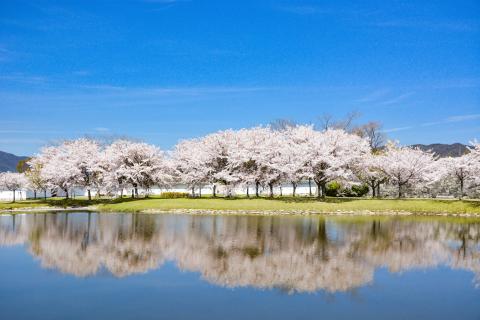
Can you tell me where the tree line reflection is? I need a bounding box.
[0,213,479,293]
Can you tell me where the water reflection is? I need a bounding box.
[0,213,479,293]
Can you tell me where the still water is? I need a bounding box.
[0,212,479,320]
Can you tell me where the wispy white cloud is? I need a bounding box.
[141,0,191,10]
[378,92,414,106]
[422,114,480,127]
[371,20,479,32]
[0,82,278,112]
[142,0,189,2]
[430,78,480,89]
[76,84,126,91]
[0,73,48,84]
[355,90,414,106]
[72,70,91,76]
[382,126,413,133]
[74,85,273,95]
[447,114,480,122]
[384,113,480,133]
[0,129,64,134]
[276,5,330,15]
[356,89,391,103]
[94,127,110,133]
[0,138,47,144]
[0,45,13,62]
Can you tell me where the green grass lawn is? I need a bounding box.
[0,197,118,210]
[0,199,50,210]
[1,196,479,215]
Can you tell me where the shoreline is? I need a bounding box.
[1,206,480,218]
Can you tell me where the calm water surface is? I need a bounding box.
[0,212,479,320]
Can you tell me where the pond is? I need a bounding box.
[0,212,479,320]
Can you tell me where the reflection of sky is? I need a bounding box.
[1,247,479,320]
[0,213,480,319]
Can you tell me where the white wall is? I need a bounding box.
[83,182,319,198]
[2,183,319,201]
[0,190,27,201]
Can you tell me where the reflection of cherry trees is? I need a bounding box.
[0,213,479,292]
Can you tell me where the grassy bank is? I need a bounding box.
[1,196,480,215]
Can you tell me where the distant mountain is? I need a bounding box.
[410,143,469,158]
[0,151,28,172]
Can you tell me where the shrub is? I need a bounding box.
[326,181,341,197]
[342,184,370,197]
[352,184,369,196]
[326,181,370,197]
[160,192,189,199]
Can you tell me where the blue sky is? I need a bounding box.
[0,0,479,156]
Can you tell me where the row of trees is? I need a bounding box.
[1,125,479,201]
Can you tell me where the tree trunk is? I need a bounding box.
[246,185,250,198]
[269,183,274,198]
[12,190,15,203]
[279,186,282,197]
[213,185,217,198]
[398,184,403,198]
[226,185,232,198]
[191,186,195,197]
[135,187,138,198]
[34,190,37,200]
[87,189,92,201]
[459,178,464,200]
[199,186,202,198]
[255,182,260,197]
[292,182,297,197]
[131,189,134,198]
[65,189,69,199]
[321,183,327,199]
[44,189,47,201]
[308,178,312,197]
[315,181,322,198]
[376,184,381,198]
[120,189,123,199]
[371,180,376,198]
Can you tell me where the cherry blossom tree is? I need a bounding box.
[439,157,471,199]
[379,142,437,198]
[0,172,27,202]
[277,126,312,197]
[302,127,370,198]
[228,127,272,197]
[37,145,78,198]
[16,126,480,201]
[201,130,240,197]
[66,139,102,200]
[468,142,480,189]
[172,138,210,196]
[257,130,286,197]
[104,140,166,198]
[25,156,49,200]
[353,153,388,198]
[438,142,480,199]
[101,140,130,197]
[33,139,104,199]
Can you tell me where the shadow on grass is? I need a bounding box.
[51,196,160,207]
[153,195,359,203]
[12,197,145,208]
[269,196,358,204]
[7,196,480,209]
